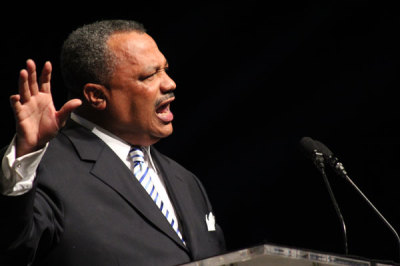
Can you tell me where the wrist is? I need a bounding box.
[15,135,45,158]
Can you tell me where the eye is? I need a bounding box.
[139,71,157,81]
[139,66,169,81]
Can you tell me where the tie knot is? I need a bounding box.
[129,147,145,163]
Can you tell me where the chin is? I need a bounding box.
[160,127,174,138]
[142,125,172,146]
[155,124,174,139]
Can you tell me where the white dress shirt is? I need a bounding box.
[0,113,180,231]
[1,135,48,196]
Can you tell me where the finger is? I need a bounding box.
[18,69,31,103]
[10,95,22,115]
[26,59,39,95]
[10,94,21,107]
[56,99,83,127]
[39,61,52,93]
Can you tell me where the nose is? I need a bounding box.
[160,71,176,93]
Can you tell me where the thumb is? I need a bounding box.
[56,99,82,127]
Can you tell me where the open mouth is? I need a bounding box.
[155,97,175,123]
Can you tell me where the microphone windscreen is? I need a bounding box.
[299,137,318,159]
[314,140,334,157]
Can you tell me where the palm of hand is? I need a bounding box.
[11,60,82,157]
[15,91,59,151]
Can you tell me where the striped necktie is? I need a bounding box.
[129,147,185,244]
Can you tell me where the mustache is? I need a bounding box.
[155,92,175,107]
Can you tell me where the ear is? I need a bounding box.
[83,83,108,110]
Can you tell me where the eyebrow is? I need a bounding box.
[145,60,169,73]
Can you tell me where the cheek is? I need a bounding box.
[107,95,138,126]
[112,98,131,117]
[109,87,158,125]
[125,97,155,126]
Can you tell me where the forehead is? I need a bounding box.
[107,31,165,67]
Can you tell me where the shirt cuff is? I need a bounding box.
[1,135,48,196]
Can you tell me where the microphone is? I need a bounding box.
[299,137,325,170]
[314,139,400,262]
[313,140,347,178]
[299,137,349,255]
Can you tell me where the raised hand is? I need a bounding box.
[10,59,82,158]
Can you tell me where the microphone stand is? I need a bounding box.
[312,150,349,255]
[330,158,400,263]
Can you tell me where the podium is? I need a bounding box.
[182,244,396,266]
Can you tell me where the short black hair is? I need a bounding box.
[60,20,146,99]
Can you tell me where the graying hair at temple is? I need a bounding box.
[60,20,146,99]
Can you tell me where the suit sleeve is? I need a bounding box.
[0,146,63,265]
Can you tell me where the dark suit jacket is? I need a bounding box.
[0,121,225,265]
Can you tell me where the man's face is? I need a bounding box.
[104,31,176,146]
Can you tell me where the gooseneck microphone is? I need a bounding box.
[313,139,400,263]
[299,137,349,255]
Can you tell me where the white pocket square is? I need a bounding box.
[205,212,216,231]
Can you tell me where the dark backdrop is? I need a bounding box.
[2,1,400,264]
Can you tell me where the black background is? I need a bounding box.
[2,1,400,264]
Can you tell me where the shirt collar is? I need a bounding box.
[70,113,157,171]
[71,113,132,164]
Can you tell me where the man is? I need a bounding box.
[0,20,225,265]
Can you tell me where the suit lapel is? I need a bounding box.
[151,149,204,254]
[61,122,188,250]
